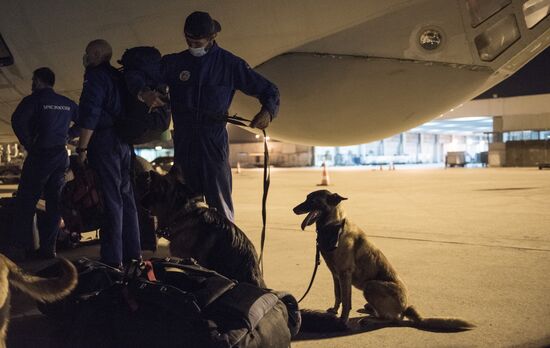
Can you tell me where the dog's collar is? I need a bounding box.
[184,196,209,212]
[316,219,345,252]
[156,197,211,239]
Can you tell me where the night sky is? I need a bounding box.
[477,46,550,99]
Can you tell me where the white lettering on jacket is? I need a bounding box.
[43,105,71,111]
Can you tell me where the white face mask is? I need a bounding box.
[189,45,208,57]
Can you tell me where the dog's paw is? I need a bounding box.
[326,307,339,315]
[357,303,375,315]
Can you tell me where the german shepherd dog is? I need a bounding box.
[293,190,475,331]
[0,255,77,347]
[139,168,265,288]
[139,169,348,332]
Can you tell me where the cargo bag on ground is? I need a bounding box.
[60,156,104,233]
[38,257,299,348]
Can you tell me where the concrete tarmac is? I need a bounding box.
[4,166,550,347]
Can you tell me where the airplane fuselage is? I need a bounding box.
[1,0,549,145]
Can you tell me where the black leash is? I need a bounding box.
[224,114,319,302]
[226,114,270,275]
[298,221,344,303]
[298,245,321,303]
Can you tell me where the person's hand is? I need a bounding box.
[77,150,88,166]
[139,90,166,109]
[250,108,271,130]
[68,137,79,146]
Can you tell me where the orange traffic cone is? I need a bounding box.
[236,161,242,174]
[317,162,330,186]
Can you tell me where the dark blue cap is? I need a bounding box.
[184,11,221,39]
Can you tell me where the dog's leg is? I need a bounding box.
[363,280,406,321]
[339,271,353,323]
[357,303,377,315]
[327,274,341,315]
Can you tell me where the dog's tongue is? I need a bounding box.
[301,210,321,230]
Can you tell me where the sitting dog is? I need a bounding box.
[139,168,265,288]
[139,169,348,332]
[293,190,475,331]
[0,255,77,347]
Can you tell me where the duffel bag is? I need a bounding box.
[37,257,123,318]
[61,156,104,233]
[39,257,296,348]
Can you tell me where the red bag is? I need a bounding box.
[61,157,104,232]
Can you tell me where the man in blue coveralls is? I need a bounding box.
[77,39,141,268]
[8,67,78,261]
[140,11,280,221]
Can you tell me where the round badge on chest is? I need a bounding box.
[179,70,191,82]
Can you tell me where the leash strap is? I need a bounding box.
[259,128,270,274]
[298,244,321,303]
[226,115,270,274]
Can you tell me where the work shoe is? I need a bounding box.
[32,248,57,260]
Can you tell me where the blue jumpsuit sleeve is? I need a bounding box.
[78,70,106,130]
[11,96,36,150]
[233,58,280,118]
[68,101,80,139]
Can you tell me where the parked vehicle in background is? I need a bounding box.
[445,151,467,168]
[150,156,174,174]
[0,162,22,184]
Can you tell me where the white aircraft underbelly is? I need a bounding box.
[0,0,549,145]
[232,54,492,145]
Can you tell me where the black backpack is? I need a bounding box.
[38,257,299,348]
[115,46,171,145]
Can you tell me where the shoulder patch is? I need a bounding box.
[179,70,191,82]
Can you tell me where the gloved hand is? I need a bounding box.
[250,108,272,130]
[77,150,88,166]
[138,89,166,109]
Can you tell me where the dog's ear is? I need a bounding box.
[327,193,348,206]
[147,170,161,184]
[168,164,186,184]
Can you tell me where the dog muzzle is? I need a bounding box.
[301,210,321,230]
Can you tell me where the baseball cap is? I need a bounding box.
[184,11,222,39]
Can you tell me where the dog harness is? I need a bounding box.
[298,219,346,303]
[316,220,345,252]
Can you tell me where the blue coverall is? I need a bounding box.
[78,63,141,266]
[159,42,280,221]
[10,87,77,252]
